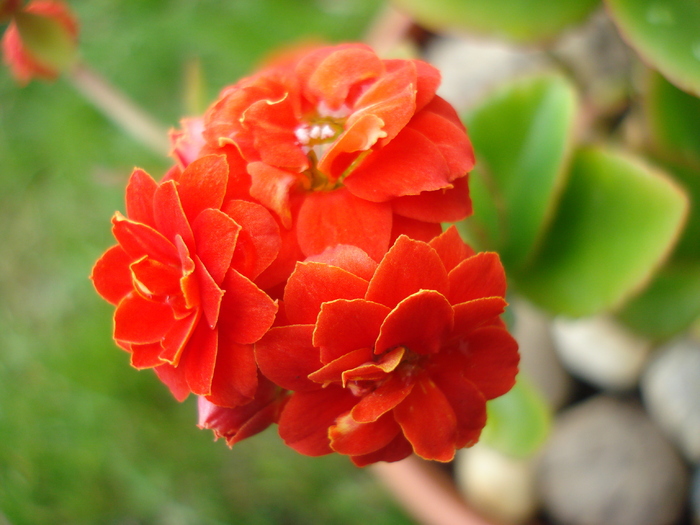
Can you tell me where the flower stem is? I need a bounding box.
[68,61,170,157]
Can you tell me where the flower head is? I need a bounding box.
[255,227,519,466]
[172,43,475,286]
[2,0,78,84]
[91,154,279,407]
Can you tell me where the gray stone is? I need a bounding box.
[551,316,652,391]
[537,396,688,525]
[642,338,700,464]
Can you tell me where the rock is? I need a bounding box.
[537,396,688,525]
[455,443,538,525]
[551,316,652,391]
[642,338,700,463]
[512,299,572,409]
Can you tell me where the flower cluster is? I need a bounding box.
[92,43,518,465]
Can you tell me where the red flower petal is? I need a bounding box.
[91,245,133,305]
[350,372,415,423]
[159,312,199,365]
[153,180,195,249]
[247,161,299,228]
[278,386,358,457]
[181,322,218,396]
[366,235,449,309]
[284,261,369,325]
[194,255,224,329]
[342,346,405,384]
[305,244,378,282]
[176,154,228,222]
[392,176,472,223]
[308,347,374,386]
[255,325,321,392]
[206,337,258,407]
[217,269,278,345]
[330,411,401,456]
[129,256,181,298]
[222,199,281,280]
[350,432,413,467]
[375,290,454,355]
[253,214,304,290]
[390,215,442,244]
[393,375,458,462]
[153,362,190,401]
[130,342,165,369]
[430,370,487,449]
[125,168,157,228]
[428,225,474,274]
[413,59,441,113]
[191,208,241,285]
[296,188,393,262]
[111,213,179,265]
[344,127,452,202]
[452,297,507,337]
[448,252,506,305]
[313,298,390,363]
[113,291,175,344]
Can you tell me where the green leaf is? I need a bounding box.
[391,0,599,42]
[459,74,578,271]
[480,374,552,458]
[618,262,700,340]
[517,147,688,316]
[606,0,700,96]
[15,11,76,74]
[658,160,700,261]
[645,72,700,168]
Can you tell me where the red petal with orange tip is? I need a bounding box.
[129,256,181,298]
[191,208,240,285]
[159,312,199,365]
[313,298,389,363]
[308,347,374,386]
[428,225,474,274]
[448,252,507,305]
[329,411,401,456]
[247,161,299,228]
[153,180,195,249]
[350,372,415,423]
[390,215,442,244]
[375,290,454,355]
[452,297,508,337]
[111,213,179,265]
[125,168,157,227]
[130,342,165,369]
[344,127,452,203]
[350,432,414,467]
[393,375,458,462]
[113,291,175,344]
[194,255,224,329]
[217,268,277,345]
[296,188,393,262]
[278,386,358,456]
[206,337,258,407]
[176,154,228,222]
[365,235,449,309]
[255,325,320,392]
[392,176,472,223]
[91,245,133,305]
[181,322,218,396]
[284,261,369,325]
[341,346,404,384]
[305,244,378,282]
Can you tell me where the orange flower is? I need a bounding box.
[2,0,78,84]
[91,155,279,407]
[172,44,475,287]
[255,227,519,465]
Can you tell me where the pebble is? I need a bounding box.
[642,338,700,463]
[537,396,688,525]
[551,315,652,391]
[511,299,572,409]
[455,443,538,525]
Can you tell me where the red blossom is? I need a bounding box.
[91,154,280,407]
[255,227,519,466]
[2,0,78,84]
[171,43,475,286]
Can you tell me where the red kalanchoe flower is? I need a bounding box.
[255,227,519,466]
[91,154,279,407]
[173,43,475,286]
[2,0,78,84]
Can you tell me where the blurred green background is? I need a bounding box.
[0,1,413,523]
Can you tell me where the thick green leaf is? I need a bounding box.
[645,72,700,168]
[658,160,700,261]
[618,262,700,340]
[459,74,578,271]
[391,0,599,42]
[480,374,552,458]
[517,148,688,316]
[606,0,700,96]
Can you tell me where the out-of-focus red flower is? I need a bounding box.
[171,43,475,287]
[255,227,519,466]
[2,0,78,84]
[0,0,20,21]
[198,374,288,446]
[91,154,280,407]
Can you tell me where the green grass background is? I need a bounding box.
[0,1,412,523]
